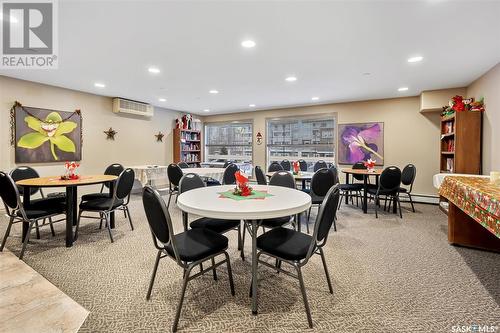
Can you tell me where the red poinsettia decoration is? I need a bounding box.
[61,161,80,180]
[451,95,465,112]
[292,161,300,174]
[234,171,252,196]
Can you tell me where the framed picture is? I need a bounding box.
[337,122,384,165]
[13,104,82,163]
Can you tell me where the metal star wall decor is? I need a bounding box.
[155,131,164,142]
[104,127,117,140]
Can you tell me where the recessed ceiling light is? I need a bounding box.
[94,82,105,88]
[362,72,371,76]
[158,98,166,102]
[407,56,423,63]
[285,76,297,82]
[398,87,409,92]
[249,104,256,107]
[209,90,219,94]
[148,67,160,74]
[203,109,210,112]
[311,97,319,101]
[241,40,256,48]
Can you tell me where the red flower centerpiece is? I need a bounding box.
[363,158,376,173]
[292,161,300,175]
[233,171,252,196]
[61,161,80,180]
[451,95,465,112]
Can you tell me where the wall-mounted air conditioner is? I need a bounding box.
[112,98,154,117]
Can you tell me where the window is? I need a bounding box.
[266,115,335,171]
[204,121,253,169]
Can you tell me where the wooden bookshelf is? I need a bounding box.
[439,111,482,174]
[173,128,201,166]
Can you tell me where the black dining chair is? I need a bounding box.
[179,173,243,259]
[338,162,366,209]
[255,185,340,328]
[142,186,235,332]
[177,161,190,169]
[397,164,417,213]
[81,163,124,201]
[313,160,328,172]
[268,162,284,172]
[298,159,308,172]
[223,161,233,168]
[0,172,65,259]
[222,163,239,185]
[367,166,402,218]
[167,163,183,208]
[280,159,291,171]
[254,166,267,185]
[75,169,135,242]
[306,168,338,233]
[260,171,297,230]
[9,166,65,238]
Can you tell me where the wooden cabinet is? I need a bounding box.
[173,128,201,166]
[439,111,482,174]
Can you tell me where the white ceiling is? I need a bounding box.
[2,0,500,115]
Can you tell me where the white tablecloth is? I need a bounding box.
[185,168,225,183]
[130,165,168,185]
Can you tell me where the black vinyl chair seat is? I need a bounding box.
[79,197,124,211]
[367,187,396,196]
[398,187,408,193]
[205,179,221,186]
[261,216,292,228]
[339,183,364,191]
[190,218,240,234]
[81,192,111,201]
[257,227,312,261]
[26,196,65,209]
[165,228,228,262]
[17,206,63,219]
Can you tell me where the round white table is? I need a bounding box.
[177,184,311,315]
[185,167,226,183]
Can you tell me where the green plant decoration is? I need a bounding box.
[17,111,77,161]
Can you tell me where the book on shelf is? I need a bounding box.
[446,158,454,173]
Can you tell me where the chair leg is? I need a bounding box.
[98,212,104,229]
[74,210,83,240]
[237,224,242,251]
[146,250,162,300]
[104,213,114,243]
[19,220,36,260]
[172,264,194,332]
[306,210,310,234]
[0,216,15,251]
[123,206,127,218]
[375,195,378,218]
[48,217,55,236]
[408,193,416,212]
[223,252,235,296]
[397,196,403,219]
[307,207,311,221]
[318,247,333,294]
[333,216,337,232]
[167,192,172,209]
[211,257,218,281]
[35,221,41,239]
[125,206,134,230]
[294,263,313,328]
[241,223,246,261]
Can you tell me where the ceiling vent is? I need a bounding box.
[112,98,154,117]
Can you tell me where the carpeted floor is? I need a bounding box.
[2,195,499,333]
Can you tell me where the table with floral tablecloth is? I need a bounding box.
[439,176,500,239]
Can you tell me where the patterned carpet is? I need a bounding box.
[1,195,499,333]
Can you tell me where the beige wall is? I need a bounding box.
[0,75,180,191]
[466,62,500,174]
[202,97,441,197]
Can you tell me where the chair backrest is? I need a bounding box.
[312,185,340,247]
[177,162,190,169]
[103,163,125,189]
[329,165,340,184]
[0,171,21,211]
[352,162,367,181]
[379,166,402,192]
[222,163,239,185]
[115,168,135,200]
[254,166,267,185]
[142,186,180,261]
[313,160,328,172]
[223,161,232,168]
[179,173,205,194]
[268,162,283,172]
[269,171,295,189]
[401,164,416,188]
[311,168,337,197]
[10,166,40,196]
[298,159,308,172]
[280,160,291,171]
[167,163,183,187]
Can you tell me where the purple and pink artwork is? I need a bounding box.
[338,122,384,165]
